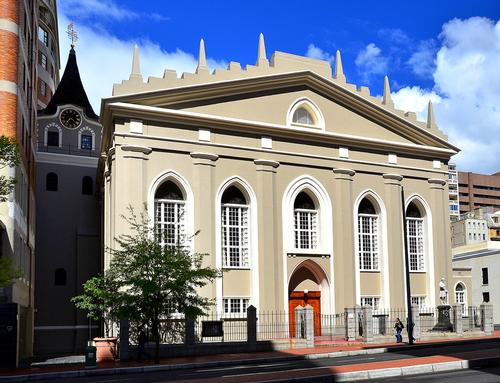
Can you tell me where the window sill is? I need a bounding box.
[410,270,427,274]
[287,251,331,258]
[359,270,381,273]
[222,266,251,270]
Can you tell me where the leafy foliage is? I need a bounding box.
[73,207,220,363]
[0,136,20,202]
[0,257,22,288]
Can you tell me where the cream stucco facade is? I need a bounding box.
[98,36,459,316]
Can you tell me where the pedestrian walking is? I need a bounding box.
[394,318,404,343]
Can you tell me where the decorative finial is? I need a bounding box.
[334,50,345,82]
[427,100,436,129]
[256,33,269,66]
[196,38,208,74]
[382,76,393,107]
[67,22,78,48]
[130,44,142,80]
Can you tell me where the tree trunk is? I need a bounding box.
[153,310,160,364]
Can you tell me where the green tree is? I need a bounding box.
[0,257,22,288]
[73,207,220,363]
[0,135,20,202]
[0,136,21,288]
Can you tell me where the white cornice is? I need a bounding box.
[36,152,98,168]
[109,102,457,156]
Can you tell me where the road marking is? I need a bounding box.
[195,362,293,373]
[223,364,344,378]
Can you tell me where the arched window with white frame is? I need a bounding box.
[357,198,379,270]
[455,282,467,316]
[221,186,249,268]
[406,202,425,271]
[287,98,325,130]
[293,191,318,249]
[154,180,186,248]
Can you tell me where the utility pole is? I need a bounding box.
[401,187,414,345]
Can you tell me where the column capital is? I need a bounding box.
[333,168,355,180]
[254,159,279,172]
[383,173,403,185]
[120,145,152,155]
[428,178,446,189]
[190,152,219,166]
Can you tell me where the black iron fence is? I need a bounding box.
[372,308,407,336]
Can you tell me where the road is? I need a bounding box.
[45,342,500,382]
[361,366,500,382]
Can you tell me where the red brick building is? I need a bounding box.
[459,171,500,214]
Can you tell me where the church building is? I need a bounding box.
[99,35,460,319]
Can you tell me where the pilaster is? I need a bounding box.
[428,178,452,304]
[383,173,404,308]
[332,168,355,310]
[254,159,279,310]
[190,152,218,300]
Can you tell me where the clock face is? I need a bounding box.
[60,109,82,129]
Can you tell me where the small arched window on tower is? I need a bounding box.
[292,107,315,125]
[154,180,186,247]
[221,186,249,268]
[46,172,58,191]
[82,176,93,195]
[293,192,318,250]
[54,268,67,286]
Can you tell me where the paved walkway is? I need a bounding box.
[1,332,499,382]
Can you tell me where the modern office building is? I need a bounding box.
[35,46,102,355]
[458,171,500,214]
[98,36,460,323]
[448,163,459,220]
[0,0,51,366]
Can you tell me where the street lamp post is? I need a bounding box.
[401,187,414,345]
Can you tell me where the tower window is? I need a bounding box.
[54,268,67,286]
[47,130,59,147]
[81,134,92,150]
[82,176,93,195]
[46,172,58,191]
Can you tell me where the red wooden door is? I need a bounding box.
[288,291,321,337]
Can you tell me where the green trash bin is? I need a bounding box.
[85,341,97,369]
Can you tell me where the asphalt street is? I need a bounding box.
[41,341,500,383]
[360,366,500,382]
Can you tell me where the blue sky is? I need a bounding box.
[57,0,500,174]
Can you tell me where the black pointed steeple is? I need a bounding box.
[39,47,98,120]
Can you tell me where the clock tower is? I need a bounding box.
[35,45,102,355]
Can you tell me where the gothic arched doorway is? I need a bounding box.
[288,260,330,337]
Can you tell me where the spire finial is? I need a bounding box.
[256,33,269,66]
[427,100,436,129]
[130,44,142,80]
[334,50,346,82]
[66,22,78,49]
[382,75,393,107]
[196,38,208,74]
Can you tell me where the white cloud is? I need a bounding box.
[59,0,139,21]
[57,13,226,114]
[355,43,388,81]
[391,86,441,121]
[393,17,500,174]
[407,39,437,78]
[377,28,410,45]
[305,44,334,64]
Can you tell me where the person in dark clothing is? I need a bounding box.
[137,328,147,363]
[394,318,404,343]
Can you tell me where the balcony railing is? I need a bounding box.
[37,141,100,158]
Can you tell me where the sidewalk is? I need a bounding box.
[1,332,499,382]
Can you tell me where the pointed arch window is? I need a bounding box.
[221,186,249,268]
[406,202,425,271]
[358,198,379,270]
[292,108,314,125]
[294,192,318,249]
[154,180,185,248]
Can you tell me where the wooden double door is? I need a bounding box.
[288,291,321,337]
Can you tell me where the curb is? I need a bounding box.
[1,345,498,382]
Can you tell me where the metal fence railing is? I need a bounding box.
[372,308,408,336]
[194,312,247,343]
[461,306,482,332]
[316,312,346,340]
[419,307,438,332]
[257,311,290,340]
